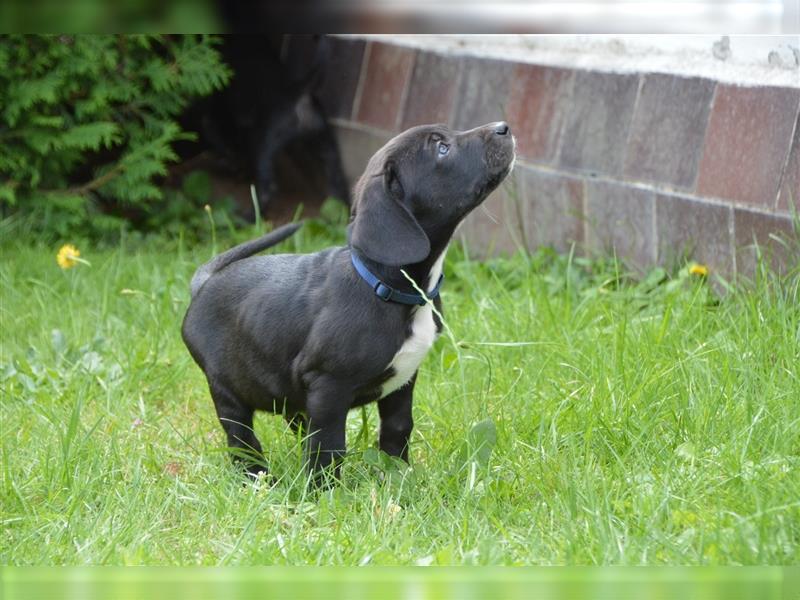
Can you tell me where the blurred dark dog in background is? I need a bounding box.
[180,33,350,218]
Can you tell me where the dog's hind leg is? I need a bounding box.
[209,381,266,479]
[285,412,308,437]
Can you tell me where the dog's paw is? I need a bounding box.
[243,464,275,488]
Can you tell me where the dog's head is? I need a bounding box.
[349,122,515,266]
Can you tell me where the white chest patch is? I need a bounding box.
[380,249,446,398]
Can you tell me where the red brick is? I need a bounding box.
[558,71,640,177]
[656,194,733,276]
[778,115,799,213]
[505,64,573,164]
[623,74,715,190]
[734,208,797,276]
[452,57,514,131]
[519,167,584,253]
[457,170,526,257]
[401,52,461,129]
[697,85,799,208]
[333,125,391,187]
[355,43,415,132]
[585,181,656,269]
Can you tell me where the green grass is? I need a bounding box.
[2,218,799,566]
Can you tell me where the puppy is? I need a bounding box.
[182,121,515,483]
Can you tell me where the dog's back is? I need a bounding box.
[189,222,301,298]
[182,242,375,410]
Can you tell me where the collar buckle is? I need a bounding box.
[374,282,393,302]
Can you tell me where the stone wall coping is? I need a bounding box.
[337,34,800,89]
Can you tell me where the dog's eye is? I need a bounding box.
[437,142,450,157]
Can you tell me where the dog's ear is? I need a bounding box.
[349,160,430,266]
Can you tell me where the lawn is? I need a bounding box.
[2,216,799,566]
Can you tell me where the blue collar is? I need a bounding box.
[350,250,443,306]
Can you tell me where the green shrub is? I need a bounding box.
[0,34,231,238]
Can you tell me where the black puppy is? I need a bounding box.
[182,122,515,483]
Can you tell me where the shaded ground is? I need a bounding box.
[167,145,341,226]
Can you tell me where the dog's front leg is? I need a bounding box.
[318,124,351,206]
[253,124,287,209]
[378,375,416,462]
[304,377,350,486]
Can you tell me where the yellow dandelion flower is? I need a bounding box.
[56,244,80,269]
[689,263,709,277]
[56,244,90,269]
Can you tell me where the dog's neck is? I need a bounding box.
[352,235,451,295]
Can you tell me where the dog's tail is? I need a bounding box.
[190,222,302,297]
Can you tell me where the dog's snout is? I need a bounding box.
[480,121,515,180]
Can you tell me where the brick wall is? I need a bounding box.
[292,36,800,276]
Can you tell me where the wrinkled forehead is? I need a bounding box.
[366,124,453,171]
[398,123,452,140]
[393,123,453,149]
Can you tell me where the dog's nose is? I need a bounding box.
[494,122,510,136]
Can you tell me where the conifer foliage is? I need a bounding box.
[0,35,231,236]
